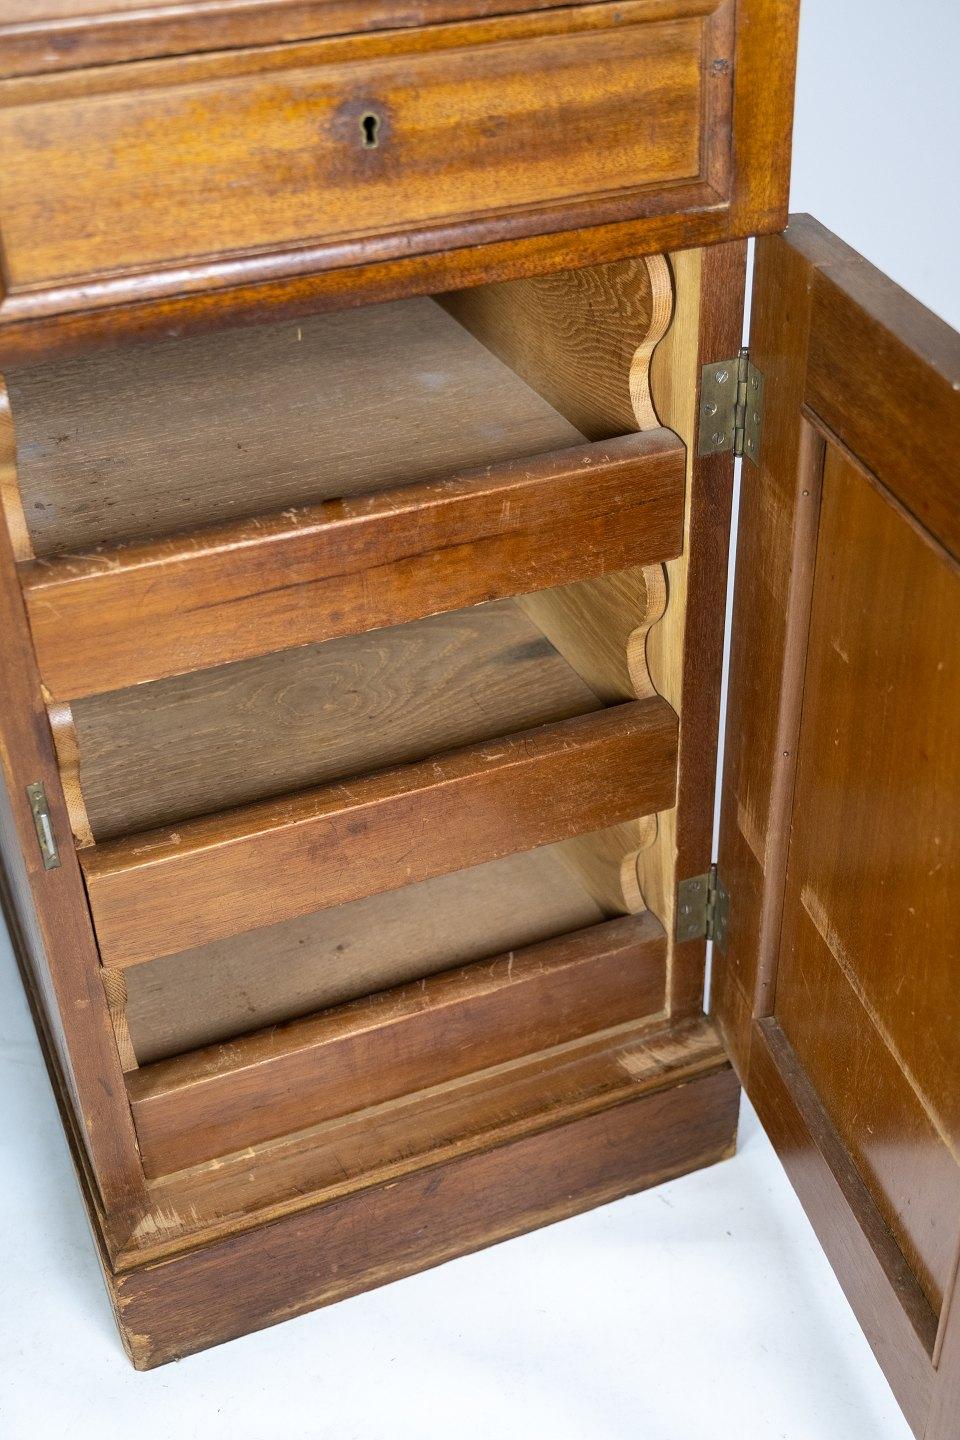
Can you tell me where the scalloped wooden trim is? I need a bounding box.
[519,562,668,915]
[517,563,667,706]
[44,694,95,850]
[629,254,674,430]
[553,815,658,916]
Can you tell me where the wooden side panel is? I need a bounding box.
[83,698,678,968]
[439,254,673,438]
[0,499,146,1217]
[716,217,960,1438]
[128,913,668,1175]
[22,429,686,699]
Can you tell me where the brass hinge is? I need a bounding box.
[26,781,61,870]
[697,347,764,464]
[676,864,729,951]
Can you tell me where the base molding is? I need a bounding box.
[110,1047,737,1368]
[14,883,738,1370]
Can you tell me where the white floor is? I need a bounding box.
[0,922,913,1440]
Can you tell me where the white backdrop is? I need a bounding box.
[1,4,956,1436]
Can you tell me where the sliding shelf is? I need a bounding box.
[127,912,668,1175]
[20,428,683,699]
[82,696,676,969]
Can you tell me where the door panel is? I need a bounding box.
[715,216,960,1439]
[775,443,960,1316]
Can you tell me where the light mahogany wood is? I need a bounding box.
[0,1,751,350]
[774,447,960,1316]
[7,298,581,557]
[127,913,668,1175]
[0,2,798,366]
[82,697,677,968]
[21,429,685,700]
[71,600,600,842]
[0,0,593,77]
[715,218,960,1440]
[749,1021,937,1435]
[125,846,609,1064]
[0,5,716,295]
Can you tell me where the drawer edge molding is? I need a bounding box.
[81,696,678,968]
[21,428,686,700]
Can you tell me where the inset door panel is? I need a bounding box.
[775,442,960,1317]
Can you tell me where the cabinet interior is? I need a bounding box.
[2,247,712,1185]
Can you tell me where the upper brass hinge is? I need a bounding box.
[26,780,61,871]
[676,864,729,951]
[697,347,764,464]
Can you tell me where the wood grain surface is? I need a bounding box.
[0,483,146,1215]
[84,697,677,968]
[0,3,735,323]
[0,2,797,364]
[127,913,668,1174]
[749,1021,937,1437]
[115,1021,737,1364]
[0,0,694,76]
[71,600,600,841]
[125,846,609,1063]
[0,5,718,291]
[715,218,960,1438]
[773,447,960,1316]
[22,429,685,700]
[440,254,673,437]
[7,298,581,556]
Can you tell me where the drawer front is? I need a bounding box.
[0,0,741,332]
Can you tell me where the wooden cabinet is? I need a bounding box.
[0,5,957,1434]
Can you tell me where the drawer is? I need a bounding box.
[0,0,798,360]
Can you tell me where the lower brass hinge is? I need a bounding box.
[676,864,729,951]
[697,347,764,464]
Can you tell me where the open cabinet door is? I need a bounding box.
[714,216,959,1439]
